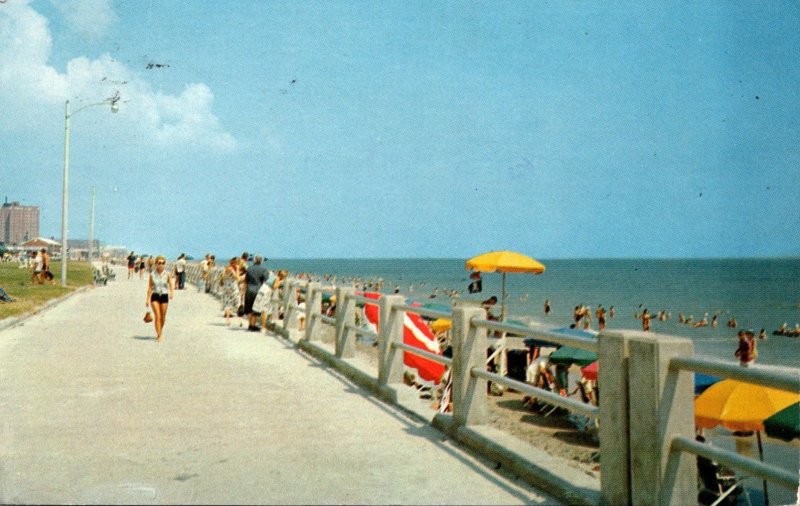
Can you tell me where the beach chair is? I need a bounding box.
[697,453,750,506]
[93,267,108,285]
[102,264,116,281]
[0,287,13,303]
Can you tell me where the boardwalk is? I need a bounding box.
[0,268,556,505]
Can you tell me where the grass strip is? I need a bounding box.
[0,261,94,320]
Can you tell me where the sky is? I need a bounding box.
[1,0,798,260]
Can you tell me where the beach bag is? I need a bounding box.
[144,311,153,323]
[252,283,272,314]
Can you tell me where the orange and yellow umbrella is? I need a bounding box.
[695,379,799,432]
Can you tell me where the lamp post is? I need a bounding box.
[61,98,118,287]
[88,186,96,264]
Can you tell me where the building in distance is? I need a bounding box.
[0,200,39,247]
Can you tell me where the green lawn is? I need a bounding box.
[0,261,94,320]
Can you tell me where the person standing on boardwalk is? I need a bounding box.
[221,257,242,327]
[175,253,187,290]
[205,255,216,294]
[146,255,174,342]
[127,251,136,279]
[243,255,268,331]
[198,254,210,292]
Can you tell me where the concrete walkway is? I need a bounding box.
[0,268,557,505]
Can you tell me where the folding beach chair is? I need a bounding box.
[92,267,108,285]
[697,453,751,506]
[0,287,13,303]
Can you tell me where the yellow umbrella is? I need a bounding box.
[465,250,545,321]
[695,379,799,506]
[465,251,546,274]
[430,318,452,333]
[695,379,799,432]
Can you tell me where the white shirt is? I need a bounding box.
[151,270,170,295]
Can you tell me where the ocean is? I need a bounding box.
[269,257,799,503]
[270,257,800,368]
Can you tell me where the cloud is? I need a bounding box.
[0,0,68,103]
[0,0,236,152]
[51,0,118,40]
[152,83,236,151]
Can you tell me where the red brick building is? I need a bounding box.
[0,201,40,246]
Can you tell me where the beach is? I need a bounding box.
[273,257,798,503]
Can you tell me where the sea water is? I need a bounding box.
[271,257,799,503]
[271,257,799,368]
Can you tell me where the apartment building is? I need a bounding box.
[0,200,40,246]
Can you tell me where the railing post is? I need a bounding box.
[304,281,322,342]
[597,330,634,506]
[334,286,355,358]
[628,333,696,505]
[451,306,487,426]
[377,294,405,386]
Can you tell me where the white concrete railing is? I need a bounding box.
[285,279,625,504]
[182,266,800,505]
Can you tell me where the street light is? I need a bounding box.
[61,98,119,287]
[88,186,96,265]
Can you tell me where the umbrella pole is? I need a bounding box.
[499,272,507,379]
[757,431,769,506]
[501,272,507,322]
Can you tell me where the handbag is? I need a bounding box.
[144,311,153,323]
[237,304,245,317]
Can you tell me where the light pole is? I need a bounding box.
[61,98,119,287]
[88,186,96,264]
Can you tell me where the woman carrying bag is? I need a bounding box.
[146,255,175,342]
